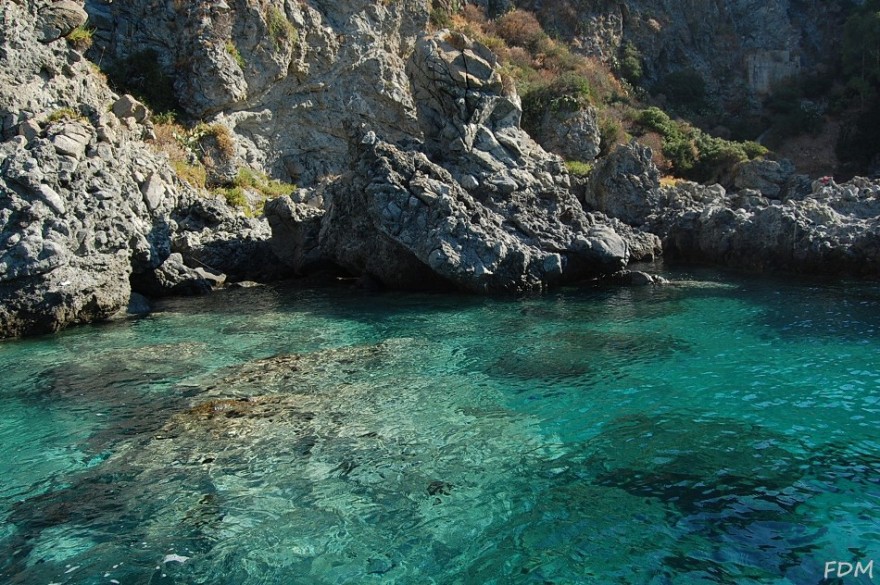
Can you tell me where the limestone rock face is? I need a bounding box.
[269,32,638,292]
[84,0,429,185]
[0,0,286,338]
[649,178,880,275]
[496,0,844,109]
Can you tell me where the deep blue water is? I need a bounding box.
[0,268,878,584]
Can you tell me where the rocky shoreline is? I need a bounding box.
[1,0,878,339]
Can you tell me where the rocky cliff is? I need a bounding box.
[0,0,286,338]
[84,0,429,185]
[2,0,878,339]
[583,143,880,276]
[483,0,847,108]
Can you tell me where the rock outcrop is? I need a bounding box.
[530,106,601,163]
[269,32,651,293]
[584,143,880,276]
[0,0,285,338]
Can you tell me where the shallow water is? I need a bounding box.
[0,268,878,584]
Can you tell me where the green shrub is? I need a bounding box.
[231,167,295,198]
[46,107,85,123]
[742,141,769,159]
[65,25,93,52]
[429,7,452,28]
[635,106,763,181]
[216,186,248,208]
[172,160,207,190]
[522,72,593,132]
[565,160,593,176]
[212,167,296,214]
[598,115,625,157]
[619,41,642,83]
[151,111,178,125]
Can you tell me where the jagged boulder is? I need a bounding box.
[36,0,88,43]
[732,158,796,198]
[319,135,626,292]
[269,32,638,292]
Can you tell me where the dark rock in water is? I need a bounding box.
[578,412,813,518]
[125,291,152,315]
[602,270,668,286]
[584,143,880,277]
[427,480,455,496]
[366,557,395,575]
[130,253,216,297]
[227,280,263,289]
[269,32,650,293]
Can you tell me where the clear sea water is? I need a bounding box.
[0,267,878,585]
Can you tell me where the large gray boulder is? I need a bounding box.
[732,158,795,198]
[318,135,626,293]
[36,0,88,43]
[269,32,638,292]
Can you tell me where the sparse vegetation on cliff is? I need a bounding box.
[65,25,93,52]
[266,7,296,50]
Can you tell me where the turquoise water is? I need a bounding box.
[0,268,878,584]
